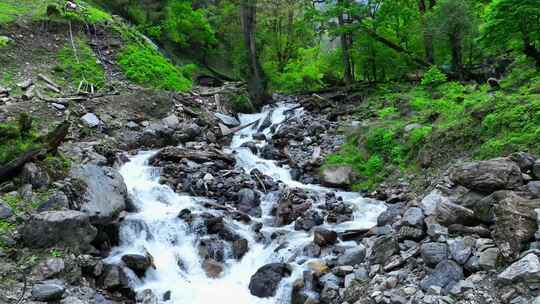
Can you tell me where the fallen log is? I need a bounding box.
[151,146,235,165]
[221,119,259,137]
[0,121,70,181]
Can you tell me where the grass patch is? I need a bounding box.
[117,43,194,92]
[0,115,40,165]
[55,38,106,90]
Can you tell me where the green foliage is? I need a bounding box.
[50,248,63,257]
[56,38,106,90]
[408,126,432,146]
[421,66,447,86]
[117,44,193,92]
[269,47,339,93]
[0,119,39,165]
[378,107,398,119]
[162,0,217,48]
[228,93,255,113]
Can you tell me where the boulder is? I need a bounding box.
[448,237,474,265]
[99,264,130,291]
[0,199,13,219]
[81,113,101,128]
[203,259,224,278]
[214,113,240,127]
[421,242,448,267]
[122,253,154,277]
[21,162,50,189]
[528,181,540,198]
[162,114,180,129]
[232,238,249,259]
[420,260,463,294]
[402,207,424,228]
[369,235,398,264]
[136,289,159,304]
[294,210,324,231]
[37,191,70,212]
[509,152,537,172]
[435,201,475,226]
[69,165,128,224]
[492,196,539,261]
[337,245,366,266]
[313,228,338,247]
[249,263,291,298]
[533,160,540,179]
[497,253,540,283]
[22,211,97,250]
[31,281,65,301]
[450,159,523,192]
[236,188,261,217]
[320,165,356,188]
[421,190,450,216]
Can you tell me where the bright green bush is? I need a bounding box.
[56,38,106,89]
[421,66,447,86]
[378,107,398,119]
[117,44,193,92]
[408,126,432,146]
[162,0,217,48]
[0,117,39,165]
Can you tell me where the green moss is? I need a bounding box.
[117,43,193,92]
[377,107,398,119]
[56,38,106,90]
[0,117,40,165]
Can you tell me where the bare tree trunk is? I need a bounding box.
[338,0,353,85]
[449,34,463,79]
[241,0,270,109]
[418,0,435,64]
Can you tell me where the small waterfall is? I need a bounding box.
[108,103,386,303]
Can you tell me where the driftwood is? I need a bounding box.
[201,200,252,223]
[152,146,235,165]
[339,228,370,241]
[0,121,70,181]
[37,74,61,92]
[221,119,260,137]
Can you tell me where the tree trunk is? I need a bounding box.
[449,34,463,79]
[240,0,270,109]
[523,35,540,68]
[418,0,435,64]
[338,0,353,85]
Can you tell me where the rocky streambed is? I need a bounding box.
[1,94,540,304]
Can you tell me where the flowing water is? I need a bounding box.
[107,103,386,304]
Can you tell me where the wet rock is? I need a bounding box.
[249,263,291,298]
[420,260,463,294]
[369,235,398,264]
[232,238,249,259]
[313,228,338,247]
[198,237,225,262]
[377,203,405,226]
[240,141,258,153]
[509,152,537,172]
[31,281,65,301]
[215,113,240,127]
[253,132,266,140]
[21,162,50,189]
[122,253,154,277]
[320,282,341,304]
[81,113,101,128]
[402,207,424,227]
[307,260,330,276]
[497,253,540,283]
[320,165,355,188]
[0,199,13,219]
[303,243,321,257]
[275,188,313,226]
[294,210,324,231]
[533,160,540,179]
[22,210,97,250]
[68,165,128,224]
[203,258,224,278]
[397,225,424,241]
[450,159,523,192]
[337,245,366,266]
[136,289,159,304]
[421,242,448,267]
[99,264,130,291]
[236,188,261,217]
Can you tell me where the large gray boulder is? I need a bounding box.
[68,165,128,224]
[450,159,523,192]
[21,162,50,189]
[320,165,356,188]
[337,246,366,266]
[31,281,65,301]
[249,263,291,298]
[22,210,97,249]
[497,253,540,283]
[420,260,463,294]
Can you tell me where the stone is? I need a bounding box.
[509,152,537,172]
[421,190,450,216]
[249,263,291,298]
[37,191,70,212]
[320,165,356,188]
[337,246,366,266]
[402,207,424,227]
[31,281,65,301]
[136,289,159,304]
[425,216,448,241]
[37,258,65,279]
[377,203,405,226]
[533,160,540,179]
[21,162,50,189]
[334,265,354,276]
[492,195,539,261]
[203,259,224,278]
[162,114,180,129]
[232,238,249,259]
[497,253,540,283]
[214,113,240,127]
[236,188,261,217]
[68,165,128,224]
[21,211,97,250]
[398,225,424,241]
[448,280,474,296]
[0,200,13,219]
[404,123,423,133]
[307,260,330,276]
[435,201,475,226]
[51,103,66,110]
[420,260,463,294]
[99,264,130,290]
[81,113,101,128]
[450,159,523,192]
[448,237,474,265]
[122,253,154,277]
[477,247,499,270]
[369,235,398,264]
[313,228,338,247]
[528,181,540,198]
[421,242,448,267]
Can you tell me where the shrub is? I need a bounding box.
[421,66,447,86]
[117,44,193,92]
[378,107,398,119]
[56,38,106,89]
[408,126,432,146]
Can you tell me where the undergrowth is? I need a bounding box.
[55,38,106,90]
